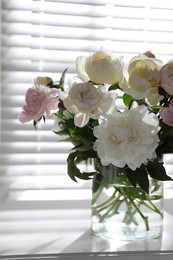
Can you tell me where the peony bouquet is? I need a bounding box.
[19,48,173,194]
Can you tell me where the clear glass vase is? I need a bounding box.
[91,164,164,241]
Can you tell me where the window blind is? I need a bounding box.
[1,0,173,210]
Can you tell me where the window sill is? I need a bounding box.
[0,199,173,259]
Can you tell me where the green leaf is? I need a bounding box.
[53,130,68,136]
[124,167,138,187]
[151,179,162,194]
[59,68,68,90]
[92,173,103,193]
[67,152,79,182]
[33,120,38,130]
[52,68,68,90]
[71,144,92,152]
[159,121,173,138]
[136,99,145,105]
[108,82,120,91]
[42,115,46,123]
[125,166,150,193]
[74,149,97,164]
[159,140,173,153]
[67,151,95,182]
[65,118,75,130]
[123,93,134,108]
[56,110,64,119]
[137,167,149,193]
[147,161,172,181]
[151,105,161,113]
[94,158,104,173]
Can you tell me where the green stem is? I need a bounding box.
[97,197,117,212]
[122,198,139,226]
[126,195,150,231]
[115,187,150,231]
[133,196,163,218]
[99,199,121,222]
[109,193,123,215]
[92,190,116,211]
[92,190,124,222]
[92,207,102,220]
[92,184,163,232]
[92,185,104,205]
[130,199,161,218]
[148,199,163,218]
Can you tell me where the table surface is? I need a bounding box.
[0,198,173,259]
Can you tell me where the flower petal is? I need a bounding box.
[160,107,173,126]
[74,113,89,127]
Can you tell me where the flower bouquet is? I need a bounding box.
[19,49,173,241]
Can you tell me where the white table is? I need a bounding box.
[0,199,173,259]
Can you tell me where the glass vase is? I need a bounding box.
[91,164,164,241]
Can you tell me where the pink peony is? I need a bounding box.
[159,61,173,95]
[19,85,59,123]
[159,100,173,127]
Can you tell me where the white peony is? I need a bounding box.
[93,105,160,170]
[121,54,162,105]
[76,48,123,85]
[61,81,117,127]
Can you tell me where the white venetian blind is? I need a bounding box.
[1,0,173,210]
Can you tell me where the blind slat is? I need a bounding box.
[1,142,72,153]
[3,10,173,26]
[3,0,173,17]
[0,176,91,189]
[3,23,173,39]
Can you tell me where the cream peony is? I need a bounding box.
[93,105,160,171]
[76,49,123,85]
[61,81,116,127]
[121,54,162,105]
[34,76,53,86]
